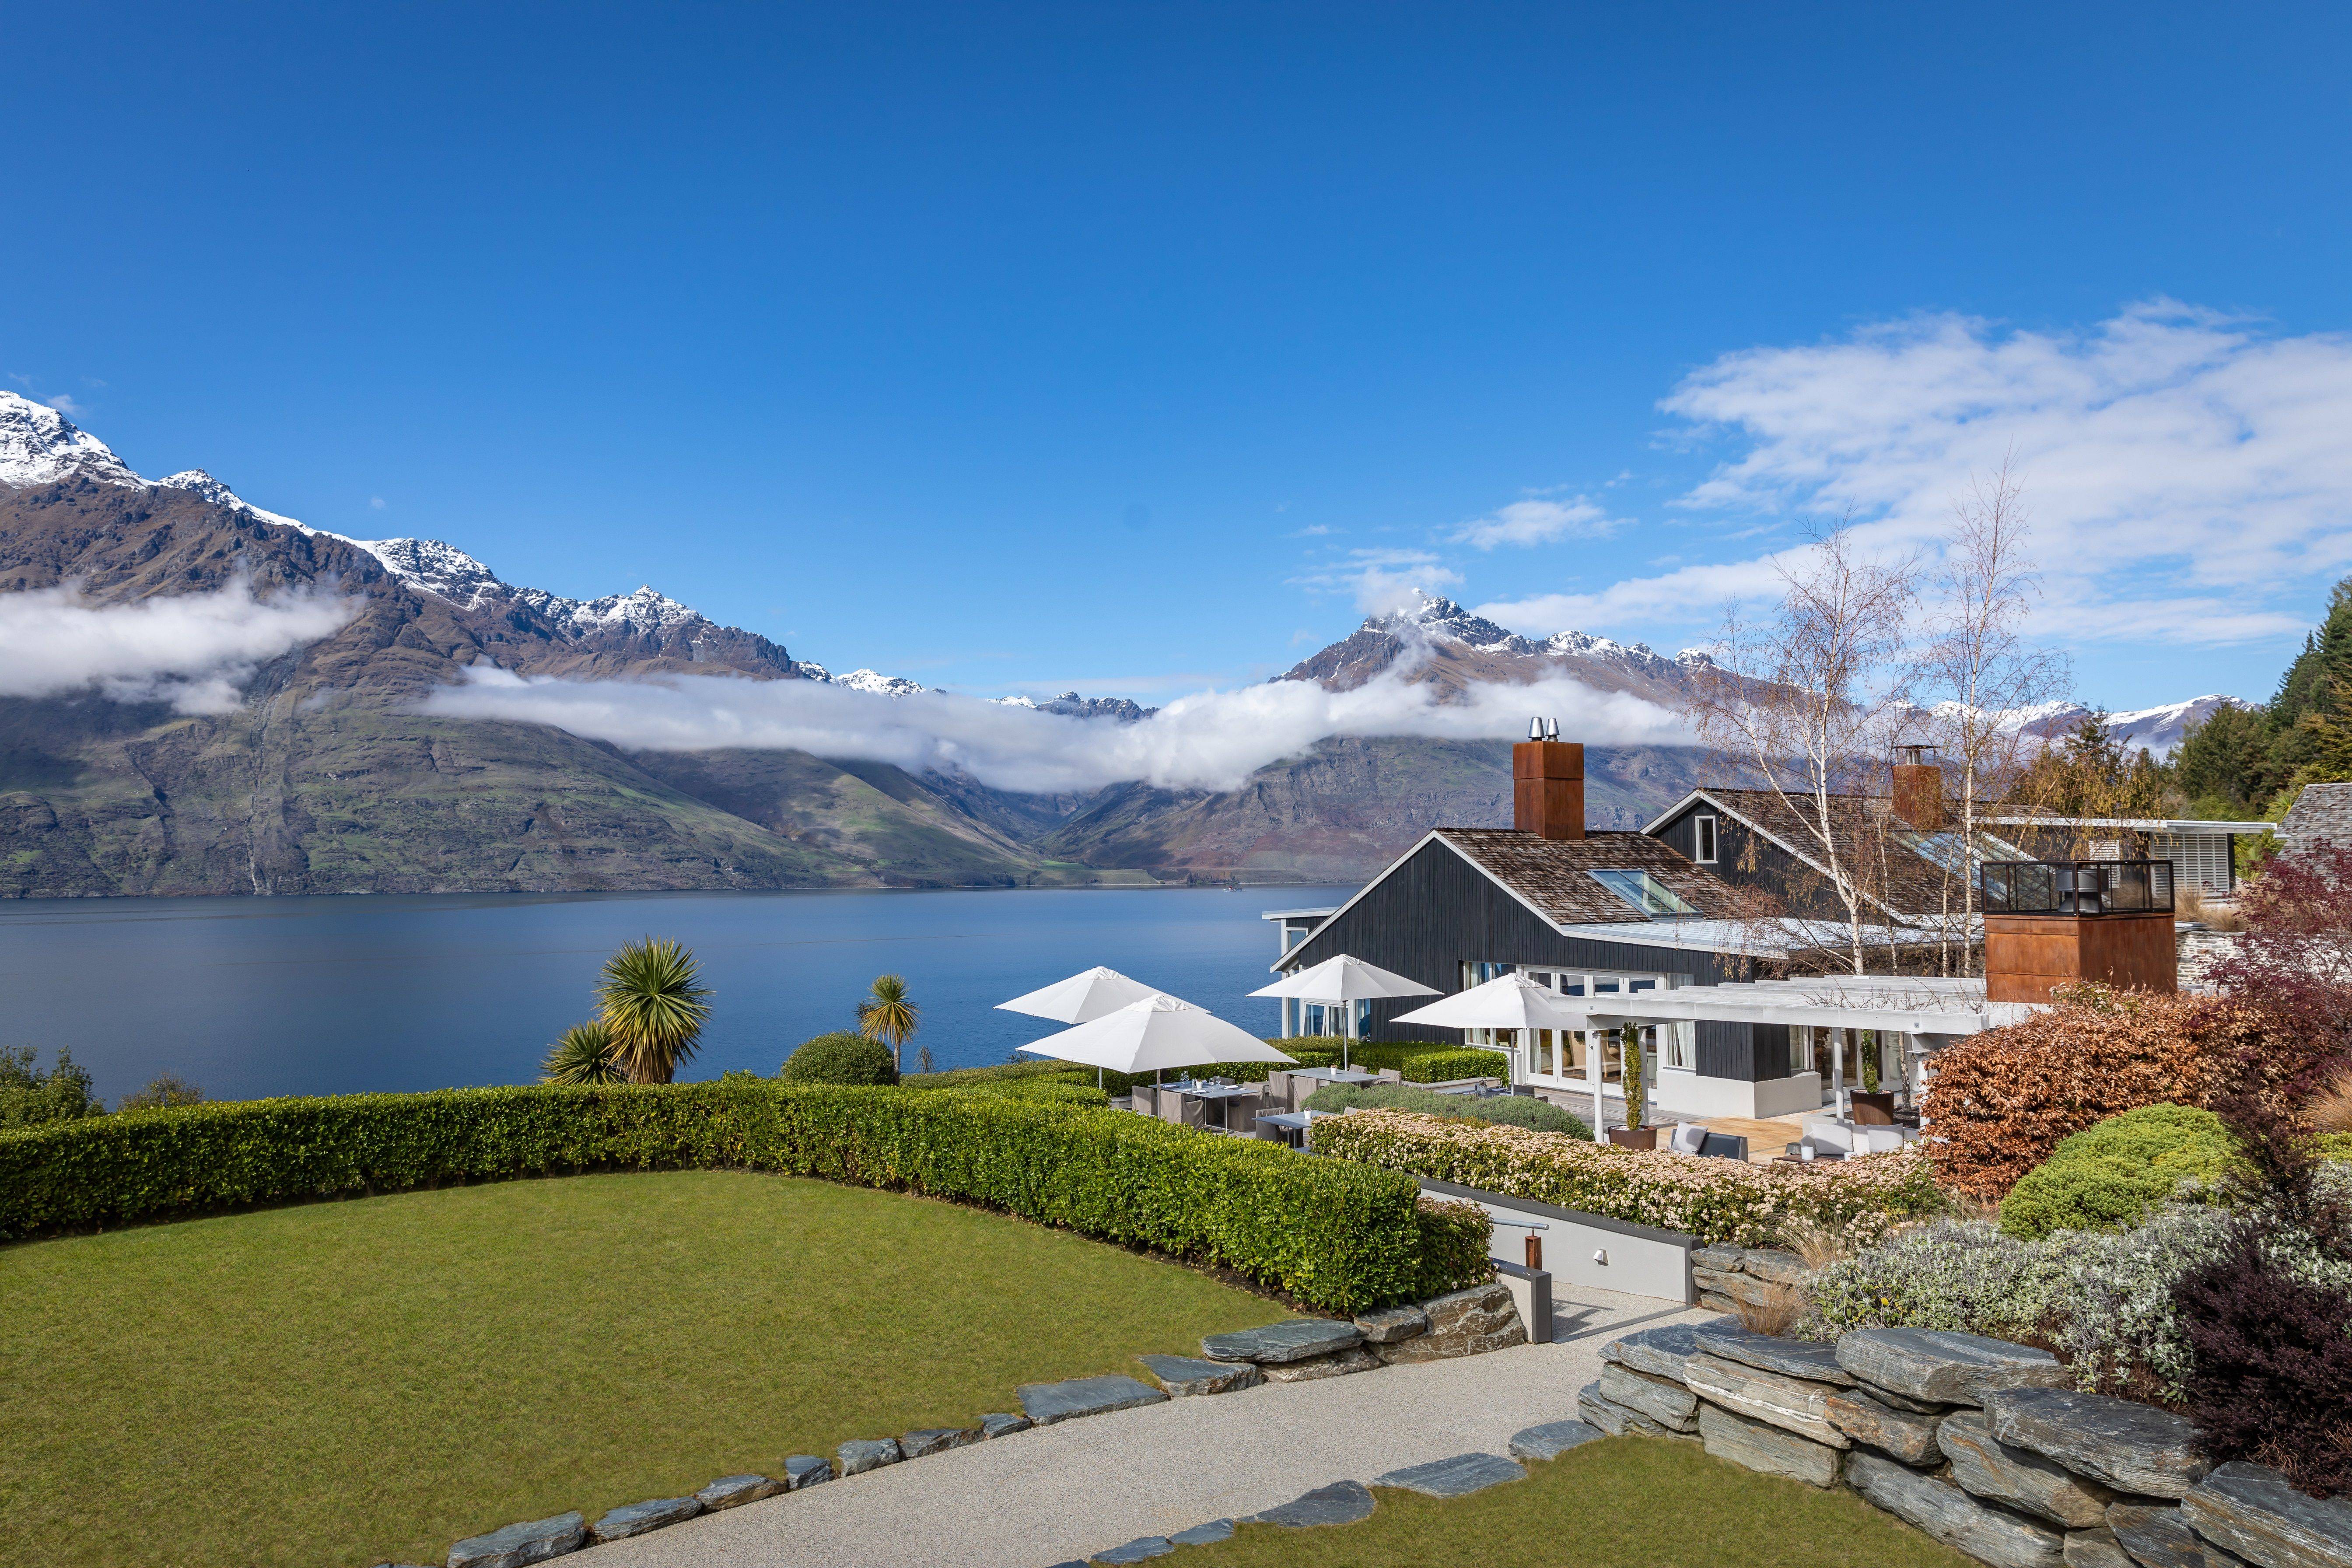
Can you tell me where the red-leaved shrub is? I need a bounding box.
[2212,841,2352,1103]
[1921,989,2264,1199]
[2170,1085,2352,1498]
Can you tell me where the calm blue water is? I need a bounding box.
[0,887,1354,1105]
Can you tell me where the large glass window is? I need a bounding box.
[1695,815,1718,864]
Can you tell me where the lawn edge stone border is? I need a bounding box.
[408,1280,1531,1568]
[1588,1321,2352,1568]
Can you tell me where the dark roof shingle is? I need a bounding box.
[1433,828,1742,926]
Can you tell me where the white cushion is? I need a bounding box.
[1669,1122,1708,1153]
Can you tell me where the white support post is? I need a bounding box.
[1586,1025,1607,1144]
[1830,1028,1846,1118]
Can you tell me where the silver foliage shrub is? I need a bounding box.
[1806,1169,2352,1401]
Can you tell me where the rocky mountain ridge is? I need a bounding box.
[0,393,2236,892]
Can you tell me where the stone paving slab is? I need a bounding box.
[1248,1480,1375,1527]
[1371,1452,1526,1498]
[1200,1319,1364,1365]
[1021,1374,1170,1426]
[1136,1354,1260,1396]
[1509,1419,1604,1462]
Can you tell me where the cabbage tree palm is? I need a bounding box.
[857,973,920,1074]
[596,938,713,1084]
[541,1021,626,1085]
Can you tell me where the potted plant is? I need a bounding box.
[1849,1029,1897,1125]
[1607,1024,1657,1150]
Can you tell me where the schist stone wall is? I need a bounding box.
[1585,1321,2352,1568]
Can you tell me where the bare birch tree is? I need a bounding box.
[1690,520,1920,975]
[1917,461,2069,973]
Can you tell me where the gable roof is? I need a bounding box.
[1645,786,1962,920]
[1277,826,1747,970]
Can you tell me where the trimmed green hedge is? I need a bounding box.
[1998,1104,2240,1240]
[0,1082,1488,1312]
[1397,1048,1512,1084]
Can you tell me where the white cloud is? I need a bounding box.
[1453,495,1617,550]
[1290,548,1463,616]
[42,394,89,418]
[369,496,388,510]
[1485,301,2352,647]
[0,580,359,713]
[418,665,1686,795]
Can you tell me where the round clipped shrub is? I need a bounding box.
[780,1031,899,1086]
[1998,1104,2240,1240]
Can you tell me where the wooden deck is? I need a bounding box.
[1530,1087,1811,1162]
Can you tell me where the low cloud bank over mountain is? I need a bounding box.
[0,580,358,713]
[419,662,1690,794]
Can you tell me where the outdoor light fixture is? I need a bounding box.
[1545,718,1559,740]
[1592,1248,1608,1265]
[1528,717,1543,740]
[1526,717,1562,741]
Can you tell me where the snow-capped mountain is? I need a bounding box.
[1365,592,1718,676]
[2005,696,2246,757]
[996,691,1152,722]
[0,392,144,487]
[0,390,771,660]
[1287,590,1724,709]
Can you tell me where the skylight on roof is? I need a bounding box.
[1587,868,1701,919]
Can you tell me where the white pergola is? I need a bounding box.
[1417,976,2026,1144]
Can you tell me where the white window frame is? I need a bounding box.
[1694,813,1718,864]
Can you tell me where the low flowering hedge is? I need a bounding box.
[1314,1110,1946,1249]
[0,1082,1489,1313]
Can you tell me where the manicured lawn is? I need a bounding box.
[1188,1435,1972,1568]
[0,1171,1287,1568]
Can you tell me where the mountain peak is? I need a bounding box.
[1365,590,1529,652]
[0,390,142,488]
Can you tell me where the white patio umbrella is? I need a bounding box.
[1249,954,1438,1070]
[1395,973,1638,1145]
[1018,994,1298,1081]
[996,966,1166,1025]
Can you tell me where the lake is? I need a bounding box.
[0,886,1355,1105]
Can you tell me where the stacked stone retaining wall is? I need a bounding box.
[1587,1321,2352,1568]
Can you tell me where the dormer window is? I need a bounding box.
[1695,814,1718,864]
[1587,868,1701,919]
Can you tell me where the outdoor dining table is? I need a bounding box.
[1162,1080,1263,1131]
[1254,1109,1323,1148]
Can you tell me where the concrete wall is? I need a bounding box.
[1420,1176,1694,1305]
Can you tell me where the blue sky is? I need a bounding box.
[7,3,2352,711]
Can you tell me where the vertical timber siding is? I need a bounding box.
[1284,837,1758,1063]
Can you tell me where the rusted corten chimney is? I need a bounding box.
[1514,721,1584,840]
[1890,743,1945,831]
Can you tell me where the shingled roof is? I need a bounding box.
[1432,828,1743,926]
[2282,782,2352,851]
[1674,787,1963,919]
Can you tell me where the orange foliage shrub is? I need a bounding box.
[1922,987,2268,1199]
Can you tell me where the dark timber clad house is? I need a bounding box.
[1266,739,1828,1119]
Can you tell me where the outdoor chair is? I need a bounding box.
[1376,1068,1403,1084]
[1131,1085,1159,1118]
[1175,1096,1207,1129]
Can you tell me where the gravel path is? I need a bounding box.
[575,1285,1708,1568]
